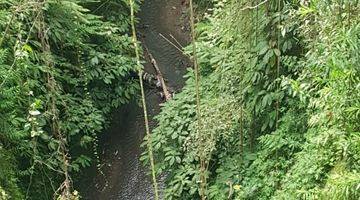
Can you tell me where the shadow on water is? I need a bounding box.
[79,0,190,199]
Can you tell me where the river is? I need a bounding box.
[79,0,190,199]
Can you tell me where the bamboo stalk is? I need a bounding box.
[189,0,207,199]
[129,0,159,199]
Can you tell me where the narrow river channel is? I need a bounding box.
[80,0,190,199]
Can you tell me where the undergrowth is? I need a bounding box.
[141,0,360,199]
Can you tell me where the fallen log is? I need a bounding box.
[143,45,172,101]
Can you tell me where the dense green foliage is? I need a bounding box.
[142,0,360,199]
[1,0,359,199]
[0,0,139,199]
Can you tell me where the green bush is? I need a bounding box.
[0,0,139,198]
[141,0,360,199]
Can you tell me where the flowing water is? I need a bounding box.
[80,0,190,199]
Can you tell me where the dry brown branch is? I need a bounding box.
[240,0,269,11]
[159,33,188,57]
[143,45,172,101]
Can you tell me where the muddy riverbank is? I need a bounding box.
[79,0,190,199]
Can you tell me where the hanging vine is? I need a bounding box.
[37,5,73,198]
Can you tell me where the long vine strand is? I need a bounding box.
[189,0,207,199]
[0,12,15,47]
[275,0,281,129]
[274,0,282,189]
[77,47,108,192]
[129,0,159,199]
[38,4,72,198]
